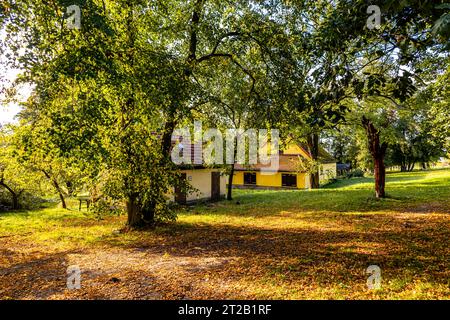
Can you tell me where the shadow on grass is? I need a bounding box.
[1,207,448,299]
[0,249,79,299]
[2,217,447,299]
[96,217,449,295]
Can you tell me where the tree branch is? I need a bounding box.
[196,32,241,63]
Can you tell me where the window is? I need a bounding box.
[243,172,257,185]
[282,174,297,187]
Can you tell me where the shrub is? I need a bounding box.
[0,188,47,211]
[345,168,365,179]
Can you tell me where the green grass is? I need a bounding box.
[180,168,450,219]
[0,169,449,299]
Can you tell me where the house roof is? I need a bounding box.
[282,140,336,164]
[234,140,336,172]
[234,154,304,173]
[302,144,336,164]
[170,137,208,169]
[337,163,351,170]
[169,134,336,170]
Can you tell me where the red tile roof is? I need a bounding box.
[234,154,305,172]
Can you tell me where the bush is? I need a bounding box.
[89,196,124,220]
[0,188,47,211]
[345,168,365,179]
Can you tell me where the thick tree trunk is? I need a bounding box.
[310,170,320,189]
[126,0,198,226]
[127,114,176,227]
[126,195,143,227]
[362,116,387,198]
[373,153,386,199]
[307,133,320,189]
[12,194,19,210]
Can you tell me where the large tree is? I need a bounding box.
[1,0,305,226]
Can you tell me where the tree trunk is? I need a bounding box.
[227,163,235,200]
[126,195,143,227]
[122,1,156,228]
[362,116,387,198]
[143,201,155,223]
[127,113,176,226]
[57,189,67,209]
[0,180,20,210]
[226,138,238,200]
[401,156,407,172]
[307,133,320,189]
[42,170,67,209]
[373,152,386,199]
[12,194,19,210]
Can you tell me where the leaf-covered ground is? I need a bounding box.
[0,169,449,299]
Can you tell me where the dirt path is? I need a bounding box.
[0,238,241,299]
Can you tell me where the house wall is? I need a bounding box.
[184,169,227,201]
[232,171,308,189]
[297,173,308,188]
[184,169,212,201]
[304,174,311,189]
[233,170,244,185]
[169,169,226,202]
[257,172,281,187]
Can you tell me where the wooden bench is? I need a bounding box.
[76,196,91,211]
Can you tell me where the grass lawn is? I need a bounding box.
[0,169,449,300]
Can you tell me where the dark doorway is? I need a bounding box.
[282,174,297,187]
[175,173,187,204]
[244,172,257,185]
[211,172,221,201]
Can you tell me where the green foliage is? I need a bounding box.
[1,0,449,222]
[292,155,321,176]
[427,65,450,151]
[344,168,365,179]
[0,127,49,209]
[89,196,123,220]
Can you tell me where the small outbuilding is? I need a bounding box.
[169,141,227,204]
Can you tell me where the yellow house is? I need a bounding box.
[232,141,336,189]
